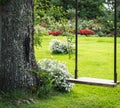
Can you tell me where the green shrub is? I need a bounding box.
[78,19,94,30]
[37,71,53,98]
[34,25,48,36]
[96,16,114,36]
[66,8,76,20]
[34,0,66,24]
[34,35,42,47]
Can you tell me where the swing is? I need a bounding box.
[67,0,119,87]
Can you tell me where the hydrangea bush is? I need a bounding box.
[37,59,74,92]
[49,39,74,54]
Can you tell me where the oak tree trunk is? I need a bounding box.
[0,0,38,91]
[0,7,1,66]
[0,6,2,89]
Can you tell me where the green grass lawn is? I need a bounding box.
[1,36,120,108]
[35,36,120,80]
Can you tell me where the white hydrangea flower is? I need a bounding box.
[38,59,74,92]
[49,39,74,54]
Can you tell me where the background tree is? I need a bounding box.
[50,0,106,19]
[0,0,38,91]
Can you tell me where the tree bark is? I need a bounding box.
[0,19,1,56]
[0,7,1,63]
[0,0,38,91]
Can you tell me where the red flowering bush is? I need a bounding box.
[48,30,63,36]
[79,29,94,35]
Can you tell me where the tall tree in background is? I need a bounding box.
[0,0,38,91]
[50,0,105,19]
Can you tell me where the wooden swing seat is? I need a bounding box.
[67,77,119,87]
